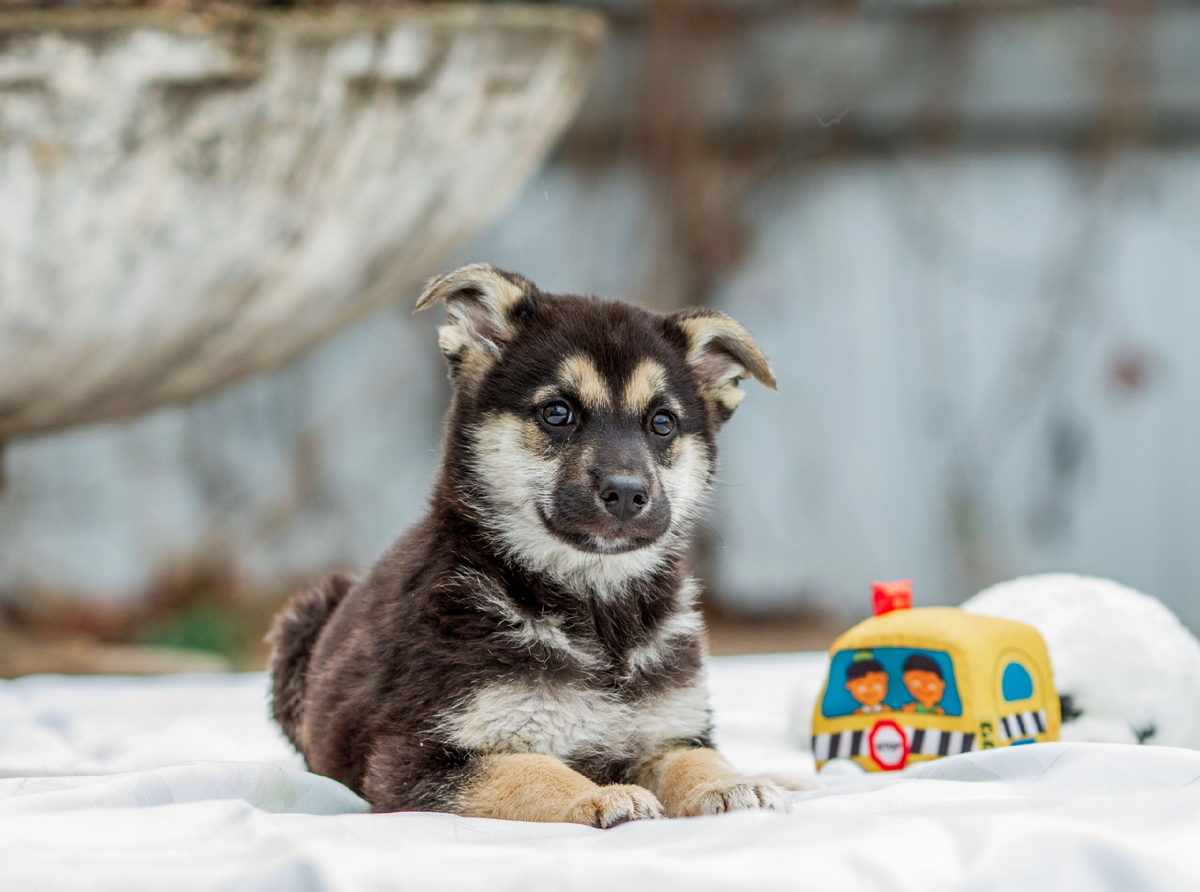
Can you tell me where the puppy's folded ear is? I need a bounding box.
[415,263,535,385]
[668,308,776,423]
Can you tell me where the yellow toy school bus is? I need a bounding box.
[812,586,1059,772]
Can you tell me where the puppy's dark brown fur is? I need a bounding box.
[268,264,789,826]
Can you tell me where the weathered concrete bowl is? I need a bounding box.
[0,5,603,439]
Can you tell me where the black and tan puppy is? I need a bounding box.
[267,263,790,826]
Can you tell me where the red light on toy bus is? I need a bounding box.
[872,580,912,616]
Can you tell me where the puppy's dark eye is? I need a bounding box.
[649,411,676,437]
[541,401,574,427]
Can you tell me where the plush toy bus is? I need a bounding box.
[812,581,1060,772]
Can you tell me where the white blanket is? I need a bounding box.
[2,653,1198,891]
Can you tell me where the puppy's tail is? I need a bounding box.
[266,573,356,752]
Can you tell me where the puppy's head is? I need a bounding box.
[417,264,775,589]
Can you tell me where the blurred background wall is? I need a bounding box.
[1,0,1197,656]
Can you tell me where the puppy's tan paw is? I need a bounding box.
[562,784,666,829]
[673,777,793,817]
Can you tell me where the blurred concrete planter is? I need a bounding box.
[0,5,603,440]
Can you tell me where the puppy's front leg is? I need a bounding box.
[639,747,792,817]
[457,753,665,828]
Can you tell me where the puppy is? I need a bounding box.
[267,264,791,826]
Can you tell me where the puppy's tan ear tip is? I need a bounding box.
[413,277,445,313]
[413,263,509,313]
[747,357,777,391]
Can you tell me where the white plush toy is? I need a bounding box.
[962,574,1200,749]
[788,573,1200,751]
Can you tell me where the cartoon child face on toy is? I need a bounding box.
[845,653,889,714]
[901,654,946,715]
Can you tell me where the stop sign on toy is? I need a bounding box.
[868,719,910,770]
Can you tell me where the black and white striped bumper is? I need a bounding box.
[998,709,1047,741]
[814,725,980,762]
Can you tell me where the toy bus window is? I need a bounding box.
[1001,662,1034,702]
[821,647,963,718]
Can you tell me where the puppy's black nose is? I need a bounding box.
[600,475,648,521]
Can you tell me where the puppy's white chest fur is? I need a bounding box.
[444,678,709,761]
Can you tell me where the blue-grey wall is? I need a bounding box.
[2,3,1198,631]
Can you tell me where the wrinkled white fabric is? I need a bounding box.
[1,654,1199,891]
